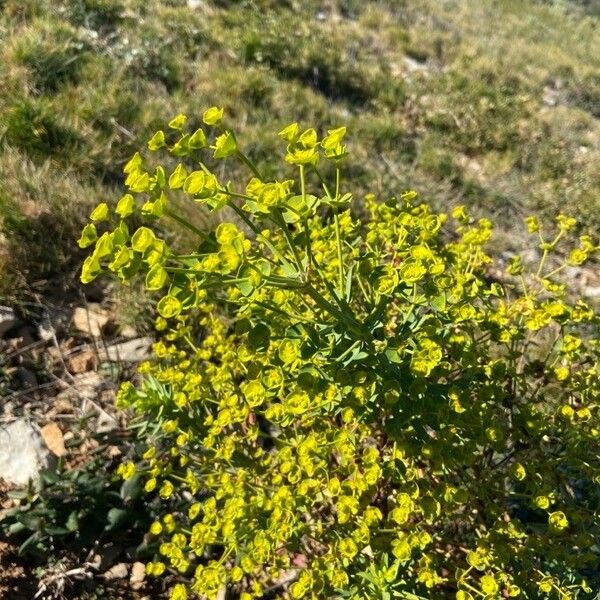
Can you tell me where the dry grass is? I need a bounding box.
[0,0,598,304]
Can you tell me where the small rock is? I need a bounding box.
[0,306,20,337]
[88,554,102,570]
[37,306,71,341]
[0,420,50,485]
[542,85,560,107]
[66,349,98,374]
[107,445,122,458]
[130,562,146,590]
[72,304,112,338]
[57,371,104,401]
[403,56,429,72]
[216,587,227,600]
[584,286,600,298]
[104,562,129,581]
[41,423,66,457]
[99,337,153,363]
[51,398,74,416]
[120,324,138,339]
[96,411,118,434]
[37,310,55,342]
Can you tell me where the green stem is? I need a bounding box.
[236,149,263,180]
[334,213,344,293]
[254,300,312,323]
[299,166,314,275]
[164,209,212,244]
[265,274,304,288]
[536,230,564,277]
[304,285,368,340]
[543,263,567,280]
[300,165,306,202]
[333,167,345,293]
[221,188,255,203]
[536,248,549,278]
[273,208,304,275]
[311,165,334,199]
[226,200,297,274]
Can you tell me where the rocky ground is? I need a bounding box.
[0,296,159,599]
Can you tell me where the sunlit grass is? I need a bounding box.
[0,0,598,302]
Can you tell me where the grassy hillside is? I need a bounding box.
[0,0,598,305]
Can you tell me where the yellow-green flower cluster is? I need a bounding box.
[84,112,600,599]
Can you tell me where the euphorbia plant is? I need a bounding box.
[80,108,600,599]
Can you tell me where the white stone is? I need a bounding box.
[104,562,129,580]
[0,420,50,485]
[99,337,153,363]
[72,304,111,337]
[0,305,20,337]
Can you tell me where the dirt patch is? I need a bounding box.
[0,540,38,600]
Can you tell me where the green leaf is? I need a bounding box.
[154,166,166,189]
[202,106,224,125]
[128,171,150,193]
[94,232,113,258]
[321,126,346,150]
[183,171,206,195]
[169,164,188,189]
[212,131,237,158]
[120,473,142,501]
[236,278,254,297]
[157,295,182,318]
[108,246,132,271]
[105,508,129,532]
[430,294,446,312]
[247,323,270,352]
[115,194,136,218]
[40,470,61,485]
[169,134,191,157]
[145,264,168,290]
[189,128,208,149]
[45,526,70,536]
[278,122,299,142]
[90,203,110,222]
[19,532,41,555]
[345,264,354,302]
[81,255,101,283]
[18,512,42,530]
[385,348,402,364]
[77,223,97,248]
[6,489,30,500]
[7,522,27,535]
[66,511,79,532]
[131,227,155,253]
[123,152,142,174]
[168,113,187,130]
[148,130,166,151]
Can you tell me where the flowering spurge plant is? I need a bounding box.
[79,108,600,600]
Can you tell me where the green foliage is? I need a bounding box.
[80,112,600,599]
[2,0,600,306]
[238,11,404,107]
[13,20,89,93]
[0,453,154,559]
[0,148,102,299]
[65,0,125,30]
[1,98,83,162]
